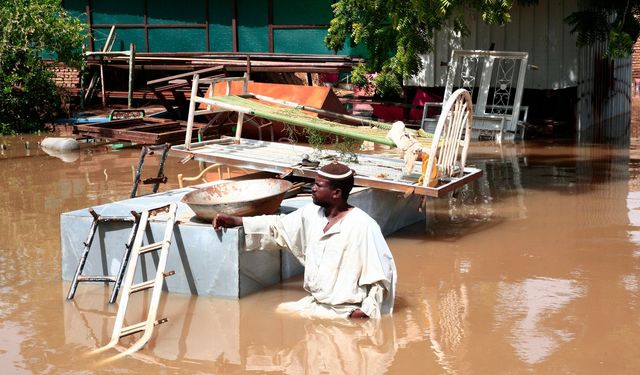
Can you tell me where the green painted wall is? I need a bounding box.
[274,29,332,55]
[149,29,207,52]
[147,1,205,24]
[237,0,268,52]
[91,0,145,25]
[208,0,234,52]
[273,0,333,24]
[93,27,145,52]
[62,0,367,57]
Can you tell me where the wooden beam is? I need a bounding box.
[92,23,207,29]
[268,0,273,53]
[271,24,328,29]
[86,0,94,52]
[231,0,238,52]
[205,0,210,52]
[143,0,149,52]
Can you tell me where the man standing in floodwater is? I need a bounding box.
[213,162,396,319]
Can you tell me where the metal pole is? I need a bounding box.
[100,61,106,109]
[79,69,85,109]
[130,146,148,198]
[66,209,101,300]
[152,144,171,194]
[128,43,135,109]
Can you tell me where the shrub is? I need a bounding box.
[0,0,86,134]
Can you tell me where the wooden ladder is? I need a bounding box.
[93,203,177,356]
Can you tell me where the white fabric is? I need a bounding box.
[243,204,396,319]
[386,121,424,173]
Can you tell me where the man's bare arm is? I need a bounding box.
[212,213,243,230]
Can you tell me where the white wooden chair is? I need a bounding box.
[423,88,473,187]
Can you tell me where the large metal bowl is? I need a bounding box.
[181,178,293,221]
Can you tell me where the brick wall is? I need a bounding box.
[48,62,80,92]
[634,38,640,80]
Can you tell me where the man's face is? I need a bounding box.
[311,176,336,207]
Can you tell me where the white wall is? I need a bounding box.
[408,0,579,90]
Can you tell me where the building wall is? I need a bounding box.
[62,0,365,56]
[405,0,631,142]
[633,38,640,96]
[407,0,580,90]
[576,41,632,142]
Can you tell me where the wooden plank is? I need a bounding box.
[73,117,195,145]
[147,65,225,86]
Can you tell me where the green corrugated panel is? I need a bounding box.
[94,28,145,52]
[339,38,368,58]
[62,0,90,51]
[62,0,87,21]
[237,0,268,52]
[92,0,144,25]
[273,0,333,25]
[274,29,333,54]
[274,29,367,57]
[149,29,206,52]
[147,1,205,24]
[209,0,233,52]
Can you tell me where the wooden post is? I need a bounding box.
[246,55,251,81]
[128,43,135,109]
[185,74,200,150]
[79,46,85,109]
[235,73,249,140]
[234,112,244,141]
[100,61,106,109]
[100,26,116,110]
[242,73,248,94]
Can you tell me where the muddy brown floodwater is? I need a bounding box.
[2,129,640,374]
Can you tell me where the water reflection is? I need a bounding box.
[41,146,80,163]
[495,277,584,364]
[3,133,640,373]
[422,284,469,375]
[63,284,398,374]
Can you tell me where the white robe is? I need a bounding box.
[243,204,396,319]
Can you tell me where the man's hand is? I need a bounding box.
[349,308,369,319]
[212,213,242,230]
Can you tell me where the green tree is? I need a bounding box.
[325,0,639,96]
[0,0,86,135]
[565,0,640,59]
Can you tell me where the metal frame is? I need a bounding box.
[170,138,481,198]
[175,73,482,197]
[422,50,529,141]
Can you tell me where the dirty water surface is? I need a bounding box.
[1,134,640,374]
